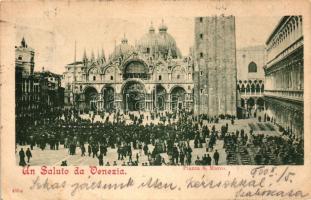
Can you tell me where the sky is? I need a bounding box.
[15,16,280,74]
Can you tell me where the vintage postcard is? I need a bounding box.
[1,0,310,199]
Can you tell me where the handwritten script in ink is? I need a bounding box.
[27,166,309,198]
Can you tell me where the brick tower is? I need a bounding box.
[194,16,237,116]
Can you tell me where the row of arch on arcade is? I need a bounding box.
[79,81,191,112]
[237,80,264,95]
[240,97,265,110]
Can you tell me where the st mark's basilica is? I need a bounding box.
[63,17,237,116]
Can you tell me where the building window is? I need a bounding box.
[200,52,204,58]
[188,85,191,90]
[93,76,96,81]
[177,75,180,79]
[199,17,203,22]
[18,55,22,60]
[110,76,113,80]
[200,34,203,39]
[200,89,203,94]
[248,61,257,73]
[80,85,82,91]
[200,71,203,76]
[158,75,162,81]
[147,48,150,53]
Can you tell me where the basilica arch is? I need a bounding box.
[122,81,146,111]
[122,59,149,80]
[170,86,186,111]
[84,86,98,112]
[101,85,115,112]
[153,84,166,111]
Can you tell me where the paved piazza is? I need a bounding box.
[16,114,281,166]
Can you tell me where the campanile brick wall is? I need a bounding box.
[194,16,237,116]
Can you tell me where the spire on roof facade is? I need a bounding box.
[149,21,155,33]
[97,50,100,61]
[101,48,106,63]
[83,48,88,63]
[167,45,172,60]
[91,50,95,62]
[121,33,128,44]
[159,19,168,33]
[21,37,27,48]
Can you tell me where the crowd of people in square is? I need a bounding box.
[17,108,304,166]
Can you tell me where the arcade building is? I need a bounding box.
[264,16,304,138]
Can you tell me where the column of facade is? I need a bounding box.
[245,98,248,110]
[293,18,298,42]
[285,68,288,89]
[300,62,304,90]
[282,67,285,90]
[291,63,297,90]
[274,72,277,90]
[298,63,302,90]
[167,93,171,111]
[99,93,103,111]
[294,63,298,90]
[278,70,281,90]
[299,17,303,37]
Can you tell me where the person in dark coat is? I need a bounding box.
[179,151,185,165]
[88,145,91,157]
[19,148,26,166]
[213,150,220,165]
[97,153,104,166]
[206,154,212,165]
[26,148,32,163]
[143,144,148,155]
[81,144,86,156]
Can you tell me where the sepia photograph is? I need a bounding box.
[1,1,310,200]
[15,15,304,167]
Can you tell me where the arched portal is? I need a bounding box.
[241,98,245,108]
[241,84,245,93]
[102,86,115,112]
[257,97,264,108]
[251,84,255,94]
[247,98,255,110]
[153,85,166,111]
[84,87,98,111]
[123,81,146,111]
[256,84,261,93]
[261,84,264,93]
[123,60,148,80]
[246,84,250,93]
[171,86,186,111]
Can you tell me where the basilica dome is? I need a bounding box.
[137,21,182,59]
[137,24,158,53]
[109,36,134,60]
